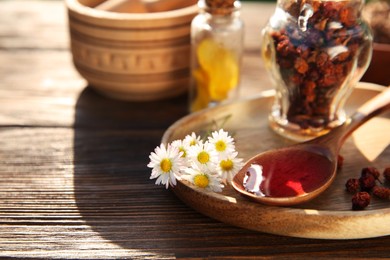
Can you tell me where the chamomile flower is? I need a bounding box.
[182,164,223,192]
[148,129,242,191]
[187,141,218,169]
[183,132,202,147]
[208,129,235,159]
[217,151,244,184]
[171,139,189,162]
[148,143,185,189]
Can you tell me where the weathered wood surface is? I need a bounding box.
[1,0,390,259]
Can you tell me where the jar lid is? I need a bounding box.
[199,0,241,15]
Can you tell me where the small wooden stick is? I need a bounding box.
[95,0,148,13]
[95,0,190,13]
[145,0,191,12]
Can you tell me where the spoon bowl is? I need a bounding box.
[232,87,390,206]
[232,144,337,206]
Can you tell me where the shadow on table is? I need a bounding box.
[72,87,291,258]
[73,86,384,258]
[72,86,197,256]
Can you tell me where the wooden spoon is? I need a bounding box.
[232,86,390,206]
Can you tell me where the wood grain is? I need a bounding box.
[1,0,390,258]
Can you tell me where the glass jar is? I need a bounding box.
[262,0,373,141]
[189,0,244,112]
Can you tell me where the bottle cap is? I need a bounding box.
[199,0,240,15]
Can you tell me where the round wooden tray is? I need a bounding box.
[162,82,390,239]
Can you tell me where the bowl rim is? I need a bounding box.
[66,0,198,25]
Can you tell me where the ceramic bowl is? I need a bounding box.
[66,0,198,101]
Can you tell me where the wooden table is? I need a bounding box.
[1,1,389,258]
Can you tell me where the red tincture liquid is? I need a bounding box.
[251,148,334,197]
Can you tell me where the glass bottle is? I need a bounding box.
[189,0,244,112]
[261,0,372,141]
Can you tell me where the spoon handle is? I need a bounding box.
[339,86,390,146]
[312,86,390,149]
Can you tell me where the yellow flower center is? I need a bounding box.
[197,151,210,164]
[190,140,196,146]
[160,158,172,173]
[179,147,186,158]
[194,174,209,188]
[220,159,233,172]
[215,140,227,152]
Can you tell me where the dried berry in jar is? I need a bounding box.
[352,191,371,210]
[266,0,372,132]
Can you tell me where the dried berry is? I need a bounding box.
[372,186,390,200]
[361,167,380,180]
[345,178,360,193]
[345,166,390,210]
[352,192,371,210]
[384,167,390,183]
[294,57,309,74]
[359,173,376,192]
